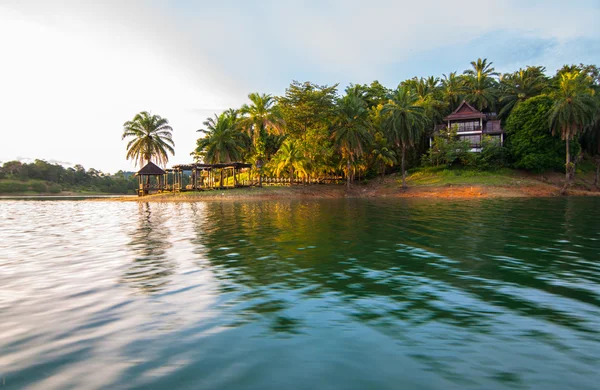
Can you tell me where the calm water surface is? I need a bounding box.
[1,198,599,389]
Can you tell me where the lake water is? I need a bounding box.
[1,198,599,389]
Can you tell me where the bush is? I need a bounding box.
[48,183,62,193]
[0,181,29,193]
[30,182,48,193]
[505,95,576,172]
[422,127,472,168]
[423,129,507,170]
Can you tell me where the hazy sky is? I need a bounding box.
[1,0,599,173]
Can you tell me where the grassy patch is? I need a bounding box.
[405,168,539,187]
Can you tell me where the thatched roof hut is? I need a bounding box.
[136,162,166,176]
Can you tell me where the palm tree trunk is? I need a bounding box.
[258,167,262,187]
[347,158,351,189]
[594,158,599,189]
[401,145,407,190]
[562,138,570,195]
[290,167,294,185]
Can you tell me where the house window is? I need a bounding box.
[459,134,481,146]
[455,121,480,132]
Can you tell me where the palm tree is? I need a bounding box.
[331,92,373,188]
[441,72,464,111]
[270,139,308,182]
[406,76,446,132]
[498,66,548,119]
[370,131,397,179]
[239,93,285,156]
[122,111,175,167]
[549,71,598,192]
[195,110,247,164]
[382,88,426,189]
[239,93,285,186]
[463,58,499,111]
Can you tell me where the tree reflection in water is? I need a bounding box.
[190,199,600,337]
[122,202,174,294]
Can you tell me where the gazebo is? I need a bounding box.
[136,162,166,196]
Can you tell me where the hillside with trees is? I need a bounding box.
[0,160,139,195]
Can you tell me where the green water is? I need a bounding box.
[1,198,599,389]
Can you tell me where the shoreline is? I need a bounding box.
[101,183,600,202]
[4,171,599,201]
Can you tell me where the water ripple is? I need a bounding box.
[1,198,599,389]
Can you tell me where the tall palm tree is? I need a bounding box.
[549,71,598,192]
[441,72,464,111]
[270,139,308,182]
[239,93,285,186]
[195,110,247,164]
[382,88,426,189]
[239,93,285,157]
[331,92,373,188]
[498,66,548,119]
[122,111,175,167]
[463,58,499,111]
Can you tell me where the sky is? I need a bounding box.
[1,0,599,173]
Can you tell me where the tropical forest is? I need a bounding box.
[192,59,600,193]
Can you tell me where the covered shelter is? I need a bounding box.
[136,162,167,196]
[171,162,253,191]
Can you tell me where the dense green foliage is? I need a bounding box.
[186,60,600,187]
[423,128,507,171]
[0,160,139,194]
[506,96,570,172]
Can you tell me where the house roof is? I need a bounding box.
[136,161,166,176]
[444,100,485,121]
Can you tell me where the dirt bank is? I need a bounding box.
[103,171,600,202]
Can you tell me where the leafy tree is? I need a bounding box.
[423,126,472,167]
[364,80,392,108]
[382,88,426,189]
[498,66,548,119]
[1,161,25,178]
[505,96,568,172]
[195,110,247,164]
[122,111,175,167]
[549,71,597,191]
[331,92,373,188]
[277,81,338,178]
